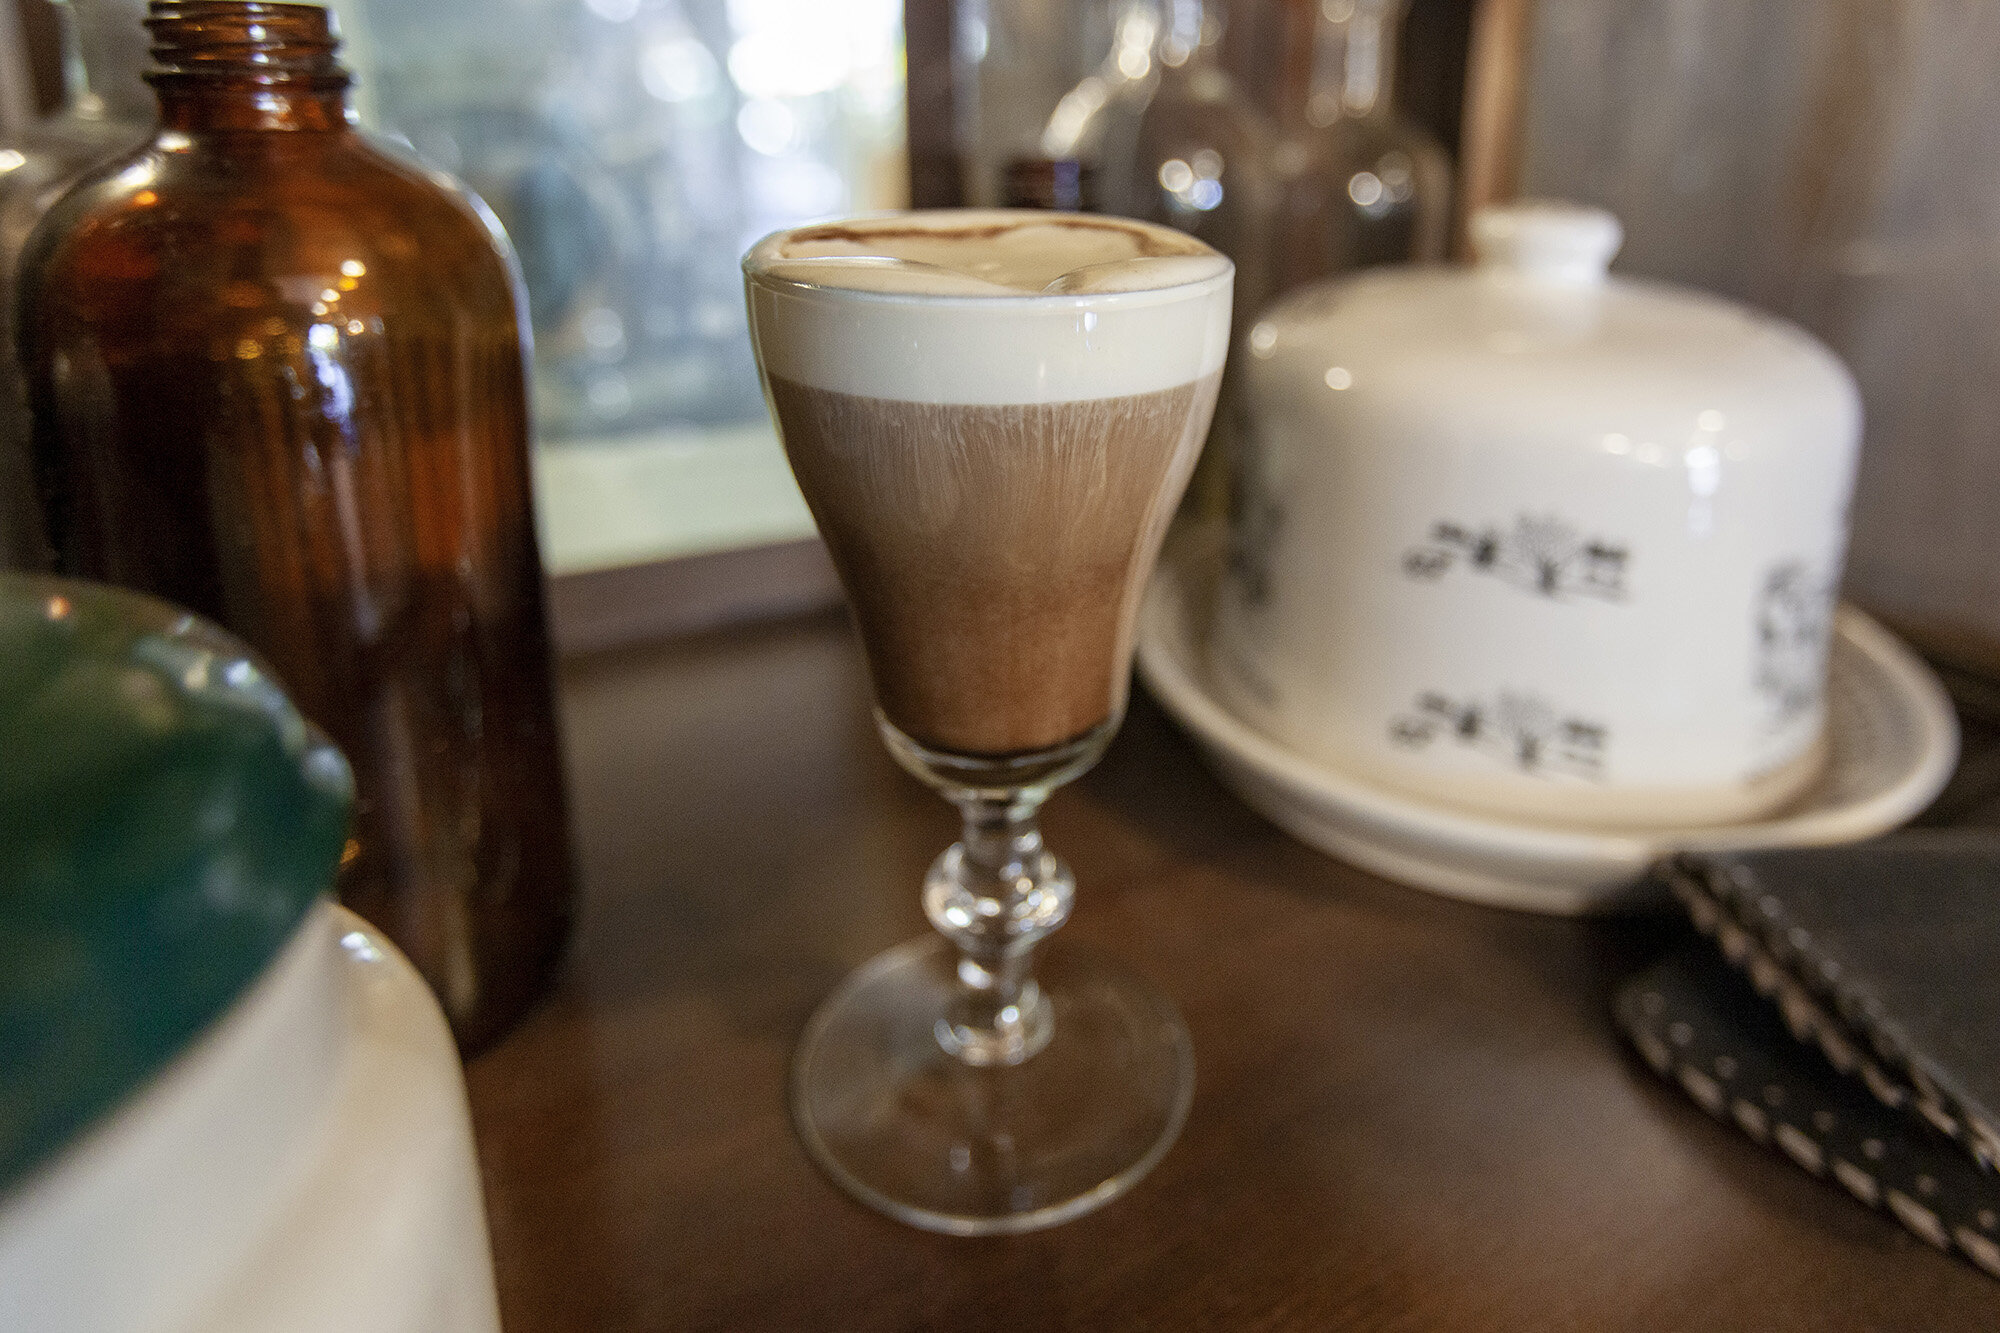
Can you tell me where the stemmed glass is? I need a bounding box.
[743,211,1231,1234]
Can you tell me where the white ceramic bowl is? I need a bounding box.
[1215,202,1862,828]
[0,905,500,1333]
[0,576,499,1333]
[1141,531,1958,914]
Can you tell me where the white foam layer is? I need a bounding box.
[743,210,1234,404]
[747,211,1229,296]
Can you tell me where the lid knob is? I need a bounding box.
[1470,201,1623,284]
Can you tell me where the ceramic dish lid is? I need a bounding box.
[1245,200,1856,441]
[0,576,351,1194]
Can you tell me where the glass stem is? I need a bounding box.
[923,790,1073,1067]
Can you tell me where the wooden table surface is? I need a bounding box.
[465,610,2000,1331]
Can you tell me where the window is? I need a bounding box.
[336,0,909,574]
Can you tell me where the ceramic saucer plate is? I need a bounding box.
[1135,545,1961,916]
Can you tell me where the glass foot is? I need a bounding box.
[791,935,1194,1235]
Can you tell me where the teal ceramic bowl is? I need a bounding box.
[0,574,352,1194]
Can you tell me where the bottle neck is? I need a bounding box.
[152,81,350,132]
[1305,0,1402,126]
[144,1,353,133]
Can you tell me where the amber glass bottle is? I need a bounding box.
[20,0,573,1052]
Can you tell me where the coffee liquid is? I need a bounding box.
[770,373,1218,756]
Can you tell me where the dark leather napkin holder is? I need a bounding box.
[1656,832,2000,1170]
[1618,833,2000,1278]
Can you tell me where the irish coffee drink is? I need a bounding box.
[744,212,1230,1234]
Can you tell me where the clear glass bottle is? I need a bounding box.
[1266,0,1450,296]
[0,0,152,571]
[19,0,575,1052]
[1042,0,1275,526]
[954,0,1105,207]
[1046,0,1275,309]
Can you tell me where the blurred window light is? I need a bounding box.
[580,306,627,358]
[726,0,903,100]
[642,38,721,103]
[745,157,847,217]
[728,32,853,99]
[587,372,634,418]
[737,98,799,155]
[694,299,740,341]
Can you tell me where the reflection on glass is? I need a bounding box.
[346,0,908,569]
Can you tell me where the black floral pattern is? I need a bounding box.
[1389,689,1608,780]
[1755,561,1835,727]
[1404,513,1629,602]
